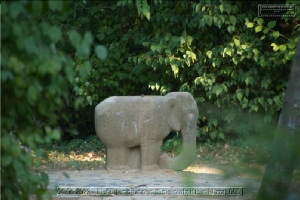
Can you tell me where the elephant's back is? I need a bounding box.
[95,96,165,114]
[94,96,168,146]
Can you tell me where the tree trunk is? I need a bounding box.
[256,41,300,199]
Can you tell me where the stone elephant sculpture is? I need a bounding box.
[95,92,199,171]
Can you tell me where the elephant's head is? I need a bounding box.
[159,92,199,170]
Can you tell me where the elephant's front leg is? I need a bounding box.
[140,142,162,171]
[106,147,130,170]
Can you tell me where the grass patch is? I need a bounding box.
[190,139,269,179]
[33,137,299,182]
[33,135,106,170]
[34,137,268,171]
[195,139,270,165]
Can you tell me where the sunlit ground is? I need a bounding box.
[33,141,299,183]
[184,165,224,174]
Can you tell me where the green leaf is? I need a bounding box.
[219,4,224,13]
[186,36,193,45]
[2,154,13,167]
[189,52,197,61]
[242,101,248,109]
[86,96,92,102]
[212,119,218,126]
[155,83,160,90]
[159,57,164,64]
[48,1,63,11]
[224,47,232,56]
[224,4,231,14]
[229,16,237,26]
[245,21,254,28]
[207,16,213,26]
[257,18,264,25]
[263,28,269,34]
[27,86,39,104]
[75,77,80,83]
[258,97,264,106]
[24,37,37,53]
[287,42,296,49]
[221,84,228,92]
[97,33,105,41]
[80,41,90,56]
[79,61,92,78]
[52,129,61,140]
[233,38,240,46]
[245,77,254,86]
[171,64,179,76]
[253,105,259,112]
[267,98,273,105]
[9,3,24,18]
[141,0,150,20]
[194,77,201,85]
[145,11,150,21]
[34,133,44,143]
[219,132,225,140]
[12,24,22,37]
[151,45,162,52]
[207,79,213,86]
[69,30,81,48]
[273,31,280,38]
[267,21,276,29]
[74,97,84,109]
[214,86,223,96]
[271,43,280,51]
[252,48,259,55]
[195,4,200,13]
[212,58,220,67]
[216,20,223,29]
[95,45,107,59]
[241,44,247,49]
[49,26,62,43]
[255,26,262,33]
[1,70,14,81]
[11,146,21,157]
[279,45,286,52]
[227,26,235,34]
[84,32,93,45]
[236,90,243,102]
[210,132,216,140]
[232,56,238,65]
[206,51,212,58]
[32,1,43,14]
[8,56,24,73]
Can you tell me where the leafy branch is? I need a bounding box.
[247,19,292,41]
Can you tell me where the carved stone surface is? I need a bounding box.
[95,92,198,171]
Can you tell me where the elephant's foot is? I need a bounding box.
[123,169,141,173]
[141,164,160,171]
[106,164,130,171]
[158,152,171,169]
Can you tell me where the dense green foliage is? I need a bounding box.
[1,1,106,199]
[58,0,299,140]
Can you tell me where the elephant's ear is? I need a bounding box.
[166,97,180,132]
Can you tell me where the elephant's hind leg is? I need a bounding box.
[128,146,141,169]
[106,147,130,170]
[141,142,162,171]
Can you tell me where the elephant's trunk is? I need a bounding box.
[159,126,196,170]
